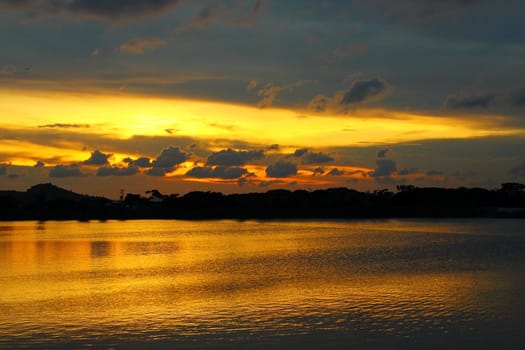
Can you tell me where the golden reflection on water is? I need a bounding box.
[0,219,524,348]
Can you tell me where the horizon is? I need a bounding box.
[1,1,525,198]
[4,180,524,201]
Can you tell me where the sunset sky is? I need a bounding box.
[1,0,525,198]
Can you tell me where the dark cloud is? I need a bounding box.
[265,161,297,178]
[143,146,188,176]
[377,149,389,158]
[292,148,308,157]
[151,146,188,168]
[38,123,90,128]
[303,152,334,164]
[327,168,344,176]
[49,164,85,178]
[119,37,167,54]
[96,165,139,176]
[426,170,445,176]
[58,0,180,20]
[312,167,325,176]
[145,167,172,177]
[308,77,391,113]
[445,86,525,109]
[206,148,264,166]
[341,78,391,105]
[509,161,525,177]
[308,95,328,113]
[398,167,419,176]
[370,159,397,177]
[34,160,45,167]
[83,150,111,165]
[123,156,152,168]
[267,144,280,151]
[444,93,496,109]
[186,166,248,179]
[259,180,285,188]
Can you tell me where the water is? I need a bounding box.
[0,219,524,349]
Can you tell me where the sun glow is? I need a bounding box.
[1,88,520,168]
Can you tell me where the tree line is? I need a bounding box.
[1,182,524,221]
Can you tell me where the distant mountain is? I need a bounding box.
[26,183,84,201]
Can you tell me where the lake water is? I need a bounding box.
[1,219,524,349]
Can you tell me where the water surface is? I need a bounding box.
[1,219,524,349]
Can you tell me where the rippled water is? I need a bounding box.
[1,219,524,349]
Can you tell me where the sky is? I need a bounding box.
[1,0,525,198]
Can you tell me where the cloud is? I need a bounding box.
[308,95,329,113]
[246,80,258,92]
[292,148,308,157]
[145,167,173,177]
[426,170,444,176]
[312,167,325,176]
[377,149,389,158]
[267,144,280,151]
[265,161,297,178]
[49,164,85,178]
[303,152,334,164]
[144,146,188,176]
[509,161,525,177]
[119,37,167,54]
[340,77,391,105]
[123,156,152,168]
[38,123,90,128]
[259,180,285,188]
[251,80,312,108]
[151,146,188,168]
[255,83,285,108]
[4,0,181,20]
[370,159,397,177]
[445,86,525,109]
[206,148,264,166]
[186,166,248,179]
[444,93,496,109]
[327,168,344,176]
[308,77,391,113]
[83,150,111,165]
[398,167,418,176]
[34,160,45,167]
[96,165,139,176]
